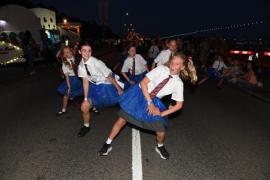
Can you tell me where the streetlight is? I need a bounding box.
[63,18,67,24]
[0,20,7,32]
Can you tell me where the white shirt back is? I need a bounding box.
[154,49,172,66]
[121,54,147,75]
[145,65,184,102]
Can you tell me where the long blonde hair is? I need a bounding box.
[168,52,197,84]
[61,46,74,69]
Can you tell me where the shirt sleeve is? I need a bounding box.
[62,64,69,75]
[139,55,147,65]
[146,66,163,81]
[212,61,218,69]
[121,58,130,72]
[154,51,163,63]
[96,60,112,77]
[171,81,184,102]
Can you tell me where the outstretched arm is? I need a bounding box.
[107,73,123,95]
[161,101,183,117]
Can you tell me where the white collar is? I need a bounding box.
[170,74,179,79]
[129,54,137,59]
[67,57,74,62]
[83,56,96,65]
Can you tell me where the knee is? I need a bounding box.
[81,102,91,113]
[116,117,127,127]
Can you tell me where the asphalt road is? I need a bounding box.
[0,59,270,180]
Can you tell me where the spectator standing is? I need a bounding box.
[148,41,160,67]
[22,30,36,75]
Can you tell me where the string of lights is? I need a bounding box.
[0,41,24,66]
[161,20,264,39]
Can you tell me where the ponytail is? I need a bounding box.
[168,52,197,84]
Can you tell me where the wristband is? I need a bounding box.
[147,100,153,105]
[84,97,88,101]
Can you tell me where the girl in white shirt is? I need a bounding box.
[151,39,178,69]
[99,53,197,160]
[198,55,230,88]
[121,45,149,89]
[77,42,123,137]
[57,46,83,115]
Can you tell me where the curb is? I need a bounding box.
[227,84,270,105]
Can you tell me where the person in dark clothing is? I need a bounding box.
[22,31,36,75]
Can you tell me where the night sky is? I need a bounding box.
[31,0,267,38]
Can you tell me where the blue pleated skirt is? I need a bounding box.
[57,76,83,99]
[207,68,222,80]
[88,83,120,108]
[119,84,168,126]
[124,71,147,90]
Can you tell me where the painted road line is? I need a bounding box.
[132,128,143,180]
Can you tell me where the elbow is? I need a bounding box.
[107,74,113,81]
[175,102,183,111]
[140,78,147,86]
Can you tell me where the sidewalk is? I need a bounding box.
[227,70,270,104]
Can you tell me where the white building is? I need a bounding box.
[30,8,57,30]
[0,5,41,43]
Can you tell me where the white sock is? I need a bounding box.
[84,123,90,127]
[106,138,112,144]
[157,143,164,147]
[62,108,66,112]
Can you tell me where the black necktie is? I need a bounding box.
[84,64,91,76]
[132,57,136,76]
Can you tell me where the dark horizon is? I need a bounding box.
[28,0,269,38]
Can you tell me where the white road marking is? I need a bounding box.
[132,128,143,180]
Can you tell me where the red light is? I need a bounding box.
[230,50,253,55]
[230,50,240,54]
[241,51,253,55]
[263,52,270,56]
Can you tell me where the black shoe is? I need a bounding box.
[92,107,100,114]
[155,146,169,160]
[98,143,112,156]
[77,126,90,137]
[56,111,66,116]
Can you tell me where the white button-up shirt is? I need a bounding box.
[212,60,228,71]
[145,65,184,102]
[121,54,147,75]
[154,49,172,66]
[78,56,112,84]
[62,57,75,76]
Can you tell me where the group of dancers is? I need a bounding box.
[56,39,197,160]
